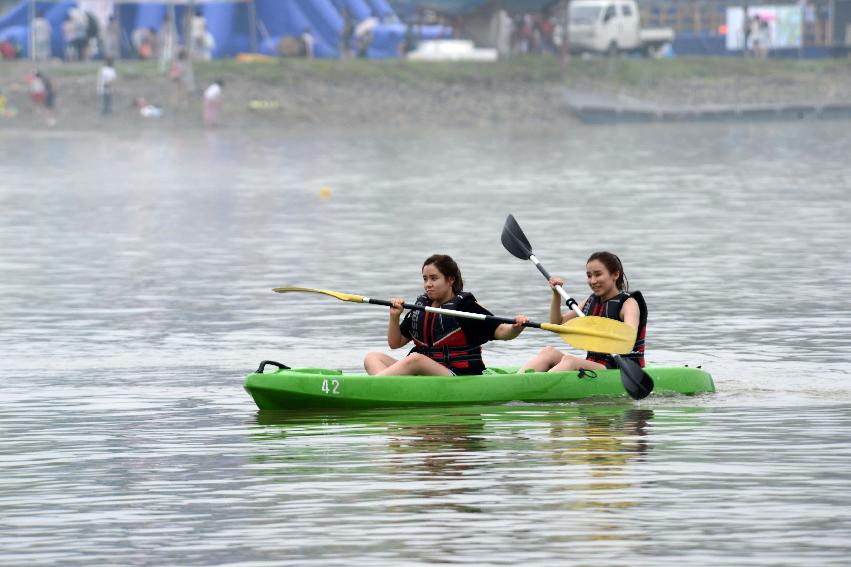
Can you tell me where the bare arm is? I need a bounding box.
[493,315,528,341]
[387,298,411,349]
[548,276,581,324]
[620,297,640,332]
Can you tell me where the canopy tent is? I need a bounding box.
[390,0,560,17]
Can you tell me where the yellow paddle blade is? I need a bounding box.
[541,316,637,354]
[272,286,366,303]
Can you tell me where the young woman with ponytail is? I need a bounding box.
[519,251,647,373]
[364,254,527,377]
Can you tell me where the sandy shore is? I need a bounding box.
[2,57,850,130]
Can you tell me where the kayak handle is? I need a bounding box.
[256,360,290,373]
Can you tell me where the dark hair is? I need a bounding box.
[587,251,628,291]
[422,254,463,295]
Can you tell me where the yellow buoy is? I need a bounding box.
[319,186,332,199]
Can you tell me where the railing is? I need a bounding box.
[637,0,833,47]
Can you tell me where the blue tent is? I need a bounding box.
[0,0,452,59]
[0,0,75,58]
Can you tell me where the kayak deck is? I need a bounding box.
[244,365,715,410]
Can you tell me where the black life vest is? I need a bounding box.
[405,292,486,375]
[582,290,647,368]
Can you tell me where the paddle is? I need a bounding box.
[273,286,636,354]
[501,214,654,400]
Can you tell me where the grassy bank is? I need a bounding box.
[165,56,851,85]
[2,56,849,129]
[29,55,851,85]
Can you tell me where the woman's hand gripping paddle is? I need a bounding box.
[272,287,635,354]
[500,214,654,400]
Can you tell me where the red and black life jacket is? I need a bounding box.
[405,292,487,375]
[582,290,647,368]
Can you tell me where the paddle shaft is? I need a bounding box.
[528,254,584,316]
[364,297,543,329]
[272,287,632,349]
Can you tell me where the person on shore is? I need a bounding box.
[364,254,527,376]
[62,14,76,60]
[103,15,121,60]
[518,252,646,373]
[133,97,162,118]
[302,27,314,58]
[133,27,157,60]
[357,32,372,58]
[84,11,102,60]
[354,16,377,58]
[755,15,770,59]
[158,12,178,73]
[68,8,88,60]
[804,1,816,47]
[97,58,117,116]
[400,22,418,57]
[340,8,354,58]
[32,12,52,61]
[202,79,223,126]
[0,39,20,60]
[29,70,56,126]
[29,71,45,105]
[190,14,215,60]
[170,49,194,107]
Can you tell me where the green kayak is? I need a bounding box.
[244,361,715,410]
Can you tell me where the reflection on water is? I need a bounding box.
[242,404,851,563]
[2,123,851,565]
[251,406,658,530]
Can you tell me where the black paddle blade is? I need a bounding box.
[614,356,654,400]
[501,214,534,260]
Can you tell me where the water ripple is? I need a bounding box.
[2,124,851,565]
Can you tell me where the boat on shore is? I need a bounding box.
[244,361,714,410]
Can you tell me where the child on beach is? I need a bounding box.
[170,49,194,108]
[29,70,56,125]
[97,58,117,115]
[518,251,647,373]
[202,79,223,127]
[364,254,527,376]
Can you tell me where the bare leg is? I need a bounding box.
[376,353,452,377]
[548,354,607,373]
[519,346,566,373]
[364,352,399,375]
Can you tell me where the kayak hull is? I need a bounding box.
[244,366,715,410]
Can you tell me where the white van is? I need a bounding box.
[568,0,674,56]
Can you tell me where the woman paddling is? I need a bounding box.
[364,254,527,376]
[519,251,647,373]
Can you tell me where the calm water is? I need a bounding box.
[2,121,850,565]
